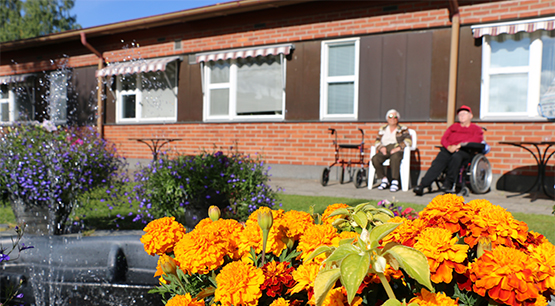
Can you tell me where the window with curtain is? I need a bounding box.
[0,79,34,124]
[481,30,555,118]
[320,38,359,120]
[204,54,284,120]
[116,61,177,123]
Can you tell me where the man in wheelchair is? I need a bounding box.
[414,105,484,196]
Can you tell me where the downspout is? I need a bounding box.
[80,32,105,138]
[447,0,460,126]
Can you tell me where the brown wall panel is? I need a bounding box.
[104,77,116,124]
[430,28,451,120]
[72,66,97,125]
[457,26,482,119]
[285,41,320,121]
[405,31,432,120]
[179,60,203,122]
[381,33,407,117]
[359,35,383,121]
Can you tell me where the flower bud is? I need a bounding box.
[160,254,178,276]
[477,236,492,258]
[257,209,273,232]
[208,205,221,221]
[373,255,387,273]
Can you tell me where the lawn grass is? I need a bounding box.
[2,194,554,243]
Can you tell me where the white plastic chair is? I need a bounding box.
[367,129,417,192]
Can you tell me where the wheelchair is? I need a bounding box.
[433,142,493,196]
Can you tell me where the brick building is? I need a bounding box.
[1,0,554,194]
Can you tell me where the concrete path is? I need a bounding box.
[269,177,555,216]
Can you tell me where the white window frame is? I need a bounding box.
[320,38,360,121]
[202,56,286,122]
[480,31,545,119]
[0,84,14,123]
[115,61,178,124]
[48,71,68,124]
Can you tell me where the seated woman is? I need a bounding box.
[371,109,412,192]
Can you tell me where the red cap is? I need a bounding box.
[457,105,472,114]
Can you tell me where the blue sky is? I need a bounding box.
[73,0,225,29]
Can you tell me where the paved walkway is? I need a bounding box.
[269,177,555,216]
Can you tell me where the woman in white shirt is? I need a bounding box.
[371,109,412,192]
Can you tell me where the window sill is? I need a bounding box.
[479,115,550,122]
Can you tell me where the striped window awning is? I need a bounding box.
[0,73,34,84]
[472,16,555,38]
[195,43,295,63]
[95,56,181,77]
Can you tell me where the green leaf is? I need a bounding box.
[381,299,403,306]
[328,208,350,217]
[383,245,434,292]
[325,244,359,264]
[332,218,348,227]
[369,223,401,249]
[339,237,355,245]
[365,207,395,217]
[373,212,393,223]
[340,252,371,304]
[314,268,341,306]
[305,245,333,262]
[353,211,368,229]
[354,202,373,214]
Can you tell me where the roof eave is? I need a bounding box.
[0,0,314,52]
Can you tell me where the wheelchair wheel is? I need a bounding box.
[321,168,330,186]
[469,154,492,194]
[461,186,470,197]
[354,169,366,188]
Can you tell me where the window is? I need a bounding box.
[0,78,34,124]
[480,29,555,118]
[49,71,68,123]
[320,38,359,120]
[204,55,285,120]
[115,60,178,123]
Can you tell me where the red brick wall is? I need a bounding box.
[104,121,555,177]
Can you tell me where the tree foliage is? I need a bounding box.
[0,0,80,43]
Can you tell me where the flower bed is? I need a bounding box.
[109,150,279,228]
[140,194,555,306]
[0,121,123,234]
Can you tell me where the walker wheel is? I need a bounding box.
[321,168,330,186]
[354,169,366,188]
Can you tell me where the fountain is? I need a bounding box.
[0,52,164,305]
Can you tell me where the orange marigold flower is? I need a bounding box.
[382,217,428,247]
[174,219,243,274]
[528,241,555,294]
[279,210,314,241]
[532,295,548,306]
[214,261,264,306]
[269,298,290,306]
[166,293,205,306]
[321,203,349,226]
[524,231,548,248]
[468,246,542,306]
[409,289,459,306]
[414,227,469,284]
[261,261,296,297]
[238,217,287,258]
[297,224,339,262]
[289,261,320,297]
[418,194,466,234]
[461,201,528,248]
[338,230,359,243]
[141,217,186,256]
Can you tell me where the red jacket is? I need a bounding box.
[440,123,484,148]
